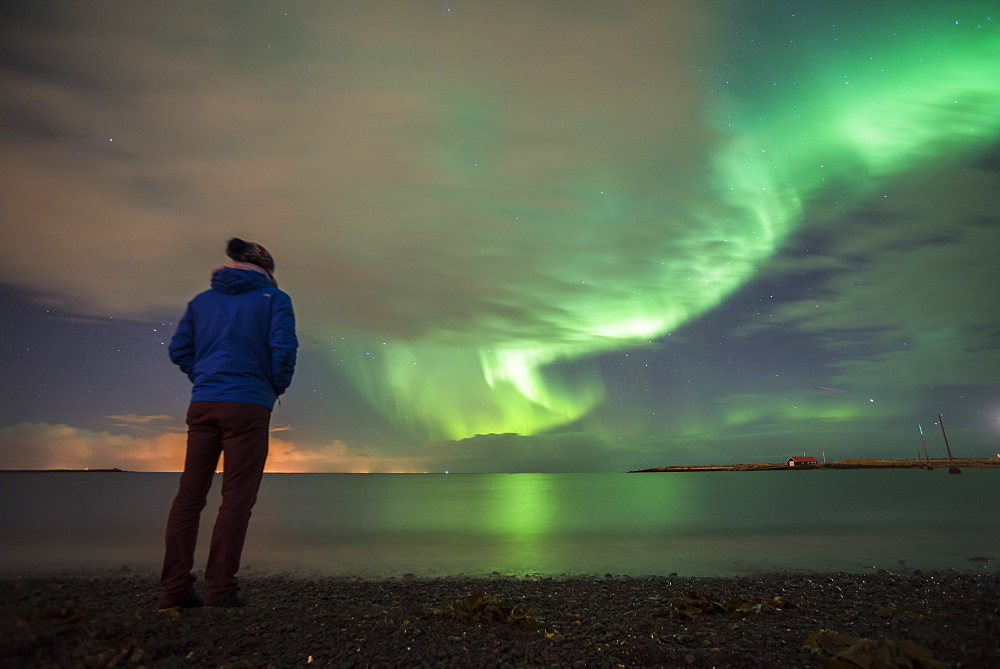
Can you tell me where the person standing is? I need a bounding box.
[158,238,298,610]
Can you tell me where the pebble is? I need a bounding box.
[1,570,997,667]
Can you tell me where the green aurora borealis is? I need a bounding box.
[1,1,999,472]
[337,4,1000,441]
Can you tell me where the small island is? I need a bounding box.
[630,457,1000,472]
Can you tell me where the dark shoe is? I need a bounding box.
[205,590,247,608]
[157,590,203,612]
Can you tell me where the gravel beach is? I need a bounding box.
[2,569,997,667]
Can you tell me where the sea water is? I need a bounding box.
[1,470,996,577]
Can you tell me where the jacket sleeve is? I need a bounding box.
[168,305,197,378]
[269,292,298,396]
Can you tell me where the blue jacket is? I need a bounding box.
[169,267,298,409]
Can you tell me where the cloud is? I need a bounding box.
[264,435,420,474]
[104,414,177,432]
[105,414,174,424]
[0,422,186,471]
[735,166,1000,390]
[0,421,419,473]
[0,2,711,334]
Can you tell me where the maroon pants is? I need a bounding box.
[159,401,271,607]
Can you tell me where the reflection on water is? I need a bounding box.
[1,470,996,576]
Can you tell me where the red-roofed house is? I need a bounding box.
[787,456,818,467]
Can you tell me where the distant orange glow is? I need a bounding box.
[0,422,187,471]
[264,435,421,473]
[0,422,421,474]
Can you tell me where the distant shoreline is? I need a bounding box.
[3,460,998,474]
[0,468,130,474]
[630,457,1000,472]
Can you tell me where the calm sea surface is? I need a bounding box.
[1,470,997,577]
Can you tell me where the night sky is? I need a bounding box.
[2,1,998,473]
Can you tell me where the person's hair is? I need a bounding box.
[226,238,275,272]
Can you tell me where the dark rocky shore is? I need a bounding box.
[2,569,997,667]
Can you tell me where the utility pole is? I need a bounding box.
[918,424,932,469]
[938,413,960,474]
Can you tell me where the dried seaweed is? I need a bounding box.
[804,628,946,669]
[442,592,541,631]
[658,590,795,620]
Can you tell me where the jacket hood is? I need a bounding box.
[211,266,275,295]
